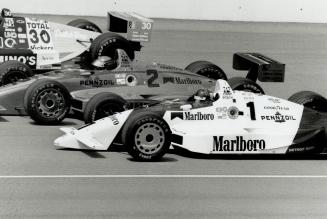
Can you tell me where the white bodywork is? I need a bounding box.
[54,80,304,154]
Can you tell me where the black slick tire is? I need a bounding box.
[228,77,265,94]
[67,19,102,33]
[24,79,71,125]
[83,92,127,124]
[89,32,135,61]
[0,61,33,86]
[288,91,327,112]
[185,60,227,80]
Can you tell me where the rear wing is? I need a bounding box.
[233,53,285,82]
[107,11,153,43]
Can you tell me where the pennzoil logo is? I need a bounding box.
[171,111,214,120]
[261,112,295,123]
[80,78,114,87]
[212,136,266,152]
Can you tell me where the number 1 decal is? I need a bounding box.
[246,102,256,120]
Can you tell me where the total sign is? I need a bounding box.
[25,18,54,51]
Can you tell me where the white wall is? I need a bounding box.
[3,0,327,23]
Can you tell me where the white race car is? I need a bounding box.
[54,79,327,161]
[0,8,153,85]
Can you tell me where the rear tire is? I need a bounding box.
[83,92,127,124]
[185,60,227,80]
[121,111,171,161]
[89,32,135,61]
[288,91,327,112]
[228,77,264,94]
[24,79,71,125]
[0,61,33,86]
[67,19,102,33]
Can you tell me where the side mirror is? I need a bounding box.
[80,72,93,77]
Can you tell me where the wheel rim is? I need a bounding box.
[2,70,28,85]
[36,88,66,118]
[94,102,123,121]
[134,122,165,155]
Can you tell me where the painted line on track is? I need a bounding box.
[0,175,327,178]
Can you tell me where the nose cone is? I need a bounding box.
[54,134,89,150]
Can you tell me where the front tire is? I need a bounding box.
[228,77,265,94]
[185,60,227,80]
[0,61,33,86]
[24,79,71,125]
[83,92,127,124]
[121,111,171,161]
[288,91,327,112]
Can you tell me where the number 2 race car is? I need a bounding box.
[0,52,284,125]
[0,8,153,85]
[54,79,327,161]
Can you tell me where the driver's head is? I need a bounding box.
[194,89,211,101]
[1,8,12,17]
[92,56,117,70]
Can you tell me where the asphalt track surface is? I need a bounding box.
[1,14,327,218]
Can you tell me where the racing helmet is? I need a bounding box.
[92,56,117,70]
[1,8,12,17]
[194,89,211,101]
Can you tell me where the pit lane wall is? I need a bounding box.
[4,0,327,23]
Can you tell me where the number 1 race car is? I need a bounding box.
[54,79,327,161]
[0,8,153,85]
[0,51,284,125]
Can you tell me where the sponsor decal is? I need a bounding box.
[4,31,17,38]
[18,39,26,44]
[162,77,202,85]
[216,107,228,119]
[171,111,214,120]
[26,22,50,29]
[4,18,14,28]
[267,97,281,103]
[163,77,174,84]
[109,115,119,125]
[227,106,239,119]
[222,86,233,99]
[30,44,54,50]
[264,105,289,111]
[261,111,295,123]
[0,55,36,66]
[4,38,16,48]
[216,106,243,119]
[212,136,266,152]
[287,146,315,153]
[18,33,27,39]
[80,79,114,87]
[175,77,201,84]
[16,19,25,24]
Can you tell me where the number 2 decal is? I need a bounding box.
[246,102,256,120]
[147,70,159,87]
